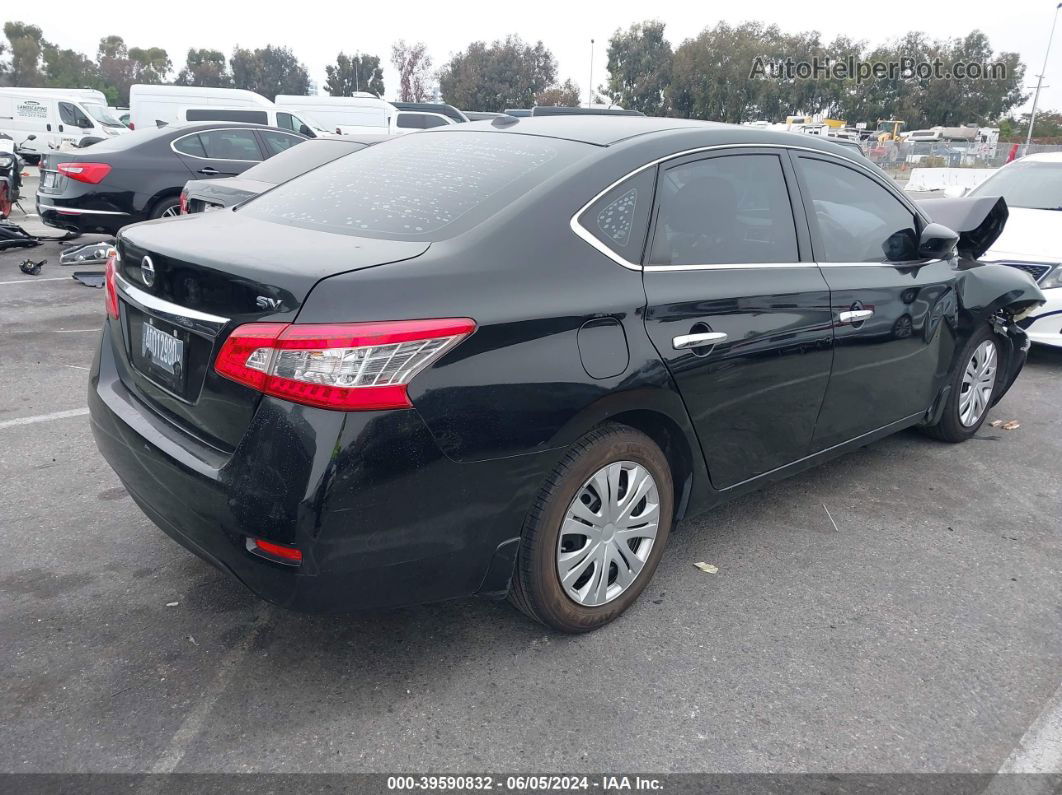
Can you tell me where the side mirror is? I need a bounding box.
[917,222,959,259]
[943,185,967,199]
[26,134,36,141]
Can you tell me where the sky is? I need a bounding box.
[10,0,1061,117]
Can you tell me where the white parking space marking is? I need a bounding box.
[52,329,101,333]
[998,680,1062,774]
[0,276,77,285]
[0,407,89,430]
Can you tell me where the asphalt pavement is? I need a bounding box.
[0,200,1060,777]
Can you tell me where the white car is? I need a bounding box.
[971,152,1062,348]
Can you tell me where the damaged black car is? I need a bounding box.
[88,118,1044,632]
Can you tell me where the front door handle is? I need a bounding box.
[839,309,874,323]
[198,167,220,175]
[673,331,728,350]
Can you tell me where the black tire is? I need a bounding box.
[509,424,674,633]
[922,324,1002,443]
[149,196,181,220]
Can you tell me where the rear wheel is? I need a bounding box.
[149,197,181,219]
[509,424,673,633]
[923,324,1001,442]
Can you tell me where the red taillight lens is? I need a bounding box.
[248,537,302,564]
[104,250,120,319]
[57,162,111,184]
[179,189,188,215]
[214,319,476,411]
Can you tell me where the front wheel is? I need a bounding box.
[509,424,673,633]
[922,324,1001,442]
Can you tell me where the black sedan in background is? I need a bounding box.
[181,134,392,214]
[37,122,307,234]
[90,118,1043,632]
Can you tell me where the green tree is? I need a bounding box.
[535,78,581,107]
[130,46,171,85]
[175,49,231,87]
[95,35,170,105]
[439,35,557,112]
[230,45,310,98]
[325,52,384,96]
[43,46,106,97]
[3,21,46,86]
[604,20,672,115]
[390,40,432,102]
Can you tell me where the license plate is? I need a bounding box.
[41,171,58,190]
[141,322,185,376]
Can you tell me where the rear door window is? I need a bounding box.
[259,130,304,157]
[421,115,449,129]
[650,154,799,266]
[197,129,263,161]
[396,113,423,129]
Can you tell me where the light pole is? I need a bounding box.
[1026,2,1062,151]
[588,39,595,108]
[354,53,360,94]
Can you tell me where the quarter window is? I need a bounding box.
[650,154,799,266]
[173,134,206,158]
[797,156,919,262]
[197,129,262,161]
[578,168,655,264]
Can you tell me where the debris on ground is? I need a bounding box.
[693,562,719,574]
[0,221,40,251]
[60,239,116,266]
[19,258,45,275]
[72,271,105,288]
[165,601,179,607]
[988,419,1021,430]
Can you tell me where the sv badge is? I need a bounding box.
[255,296,282,311]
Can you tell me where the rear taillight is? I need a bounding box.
[214,319,476,411]
[179,189,188,215]
[247,537,302,565]
[57,162,111,184]
[104,250,120,319]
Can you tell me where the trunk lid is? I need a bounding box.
[112,210,429,450]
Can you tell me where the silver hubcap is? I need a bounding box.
[161,205,180,217]
[556,461,660,607]
[959,339,997,427]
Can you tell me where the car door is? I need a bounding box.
[641,149,835,490]
[790,152,959,451]
[171,128,263,179]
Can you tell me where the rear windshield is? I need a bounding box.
[240,139,367,185]
[239,130,587,240]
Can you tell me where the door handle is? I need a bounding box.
[673,331,728,350]
[197,167,219,175]
[839,309,874,323]
[58,124,64,132]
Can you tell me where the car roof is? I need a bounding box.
[1021,152,1062,163]
[438,116,879,158]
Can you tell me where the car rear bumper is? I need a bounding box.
[37,195,130,234]
[89,321,547,612]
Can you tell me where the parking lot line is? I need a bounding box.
[0,407,89,430]
[0,276,77,285]
[997,680,1062,775]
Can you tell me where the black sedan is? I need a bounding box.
[181,134,392,214]
[37,122,307,234]
[89,117,1043,632]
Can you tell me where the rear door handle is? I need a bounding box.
[839,309,874,323]
[673,331,728,349]
[197,167,219,175]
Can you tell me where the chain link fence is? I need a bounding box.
[859,140,1062,183]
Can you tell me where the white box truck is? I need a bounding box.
[0,88,129,160]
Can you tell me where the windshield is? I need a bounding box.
[969,160,1062,210]
[240,130,588,241]
[83,103,126,128]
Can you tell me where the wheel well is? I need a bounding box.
[605,409,697,522]
[146,190,181,218]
